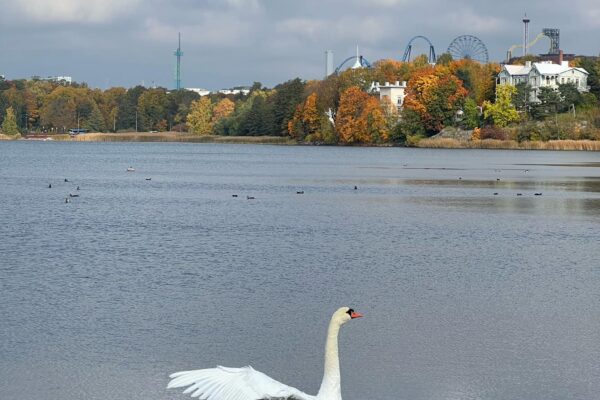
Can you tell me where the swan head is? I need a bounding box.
[332,306,363,326]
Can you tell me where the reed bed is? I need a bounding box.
[63,132,294,145]
[416,137,600,151]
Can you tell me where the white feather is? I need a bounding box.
[168,307,358,400]
[168,366,314,400]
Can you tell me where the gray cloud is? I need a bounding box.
[1,0,599,90]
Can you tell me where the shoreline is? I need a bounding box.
[3,132,600,151]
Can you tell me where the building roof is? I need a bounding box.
[503,65,531,76]
[503,62,588,77]
[532,62,588,76]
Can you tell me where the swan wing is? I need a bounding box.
[167,365,316,400]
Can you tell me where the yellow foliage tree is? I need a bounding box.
[187,97,213,135]
[483,85,520,127]
[361,96,389,143]
[212,98,235,125]
[1,106,20,135]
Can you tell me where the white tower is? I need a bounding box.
[351,45,362,69]
[325,50,334,77]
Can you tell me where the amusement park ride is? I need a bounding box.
[333,34,490,75]
[332,19,563,74]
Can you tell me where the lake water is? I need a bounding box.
[0,142,599,400]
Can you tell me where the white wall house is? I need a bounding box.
[369,81,407,111]
[498,61,589,102]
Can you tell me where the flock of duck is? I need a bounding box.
[54,166,315,204]
[47,178,81,203]
[51,166,152,204]
[457,168,542,197]
[53,166,542,204]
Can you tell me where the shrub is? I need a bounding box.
[480,126,509,140]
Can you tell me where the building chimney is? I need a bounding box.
[558,49,564,66]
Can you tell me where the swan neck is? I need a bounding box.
[318,319,342,400]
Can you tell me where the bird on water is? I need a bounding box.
[168,307,363,400]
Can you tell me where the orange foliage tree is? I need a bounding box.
[371,59,409,85]
[335,86,389,144]
[449,59,500,105]
[403,67,468,133]
[212,98,235,125]
[288,93,321,140]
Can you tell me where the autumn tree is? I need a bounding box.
[187,97,213,135]
[335,86,388,144]
[436,53,454,65]
[137,88,168,131]
[166,89,200,131]
[483,84,520,127]
[403,67,468,133]
[361,96,389,143]
[450,60,499,105]
[288,93,320,141]
[336,68,375,94]
[1,106,20,135]
[212,98,235,125]
[336,86,370,143]
[40,86,78,131]
[100,87,127,131]
[371,59,409,85]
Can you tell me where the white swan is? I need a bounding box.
[167,307,363,400]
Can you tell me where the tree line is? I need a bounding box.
[2,54,600,143]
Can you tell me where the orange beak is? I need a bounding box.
[350,311,363,319]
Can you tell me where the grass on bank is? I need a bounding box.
[416,137,600,151]
[12,131,600,151]
[52,132,295,145]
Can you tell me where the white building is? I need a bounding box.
[186,87,211,96]
[497,61,589,102]
[218,88,250,96]
[369,81,407,111]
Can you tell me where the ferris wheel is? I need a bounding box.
[447,35,489,64]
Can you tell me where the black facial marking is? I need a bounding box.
[346,308,354,316]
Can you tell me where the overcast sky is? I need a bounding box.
[1,0,599,90]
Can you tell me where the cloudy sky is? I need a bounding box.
[1,0,599,90]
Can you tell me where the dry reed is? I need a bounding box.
[63,132,294,145]
[416,138,600,151]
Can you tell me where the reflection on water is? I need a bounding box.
[0,143,599,400]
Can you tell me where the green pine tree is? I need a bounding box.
[84,104,106,132]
